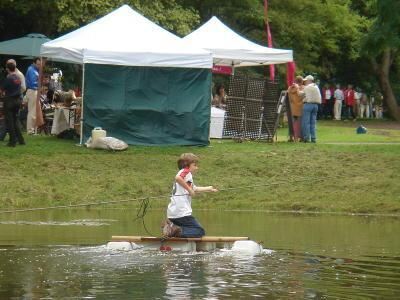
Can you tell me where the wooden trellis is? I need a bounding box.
[222,74,282,141]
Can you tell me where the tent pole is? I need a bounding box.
[79,63,85,145]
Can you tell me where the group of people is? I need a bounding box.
[287,75,322,143]
[321,84,383,121]
[288,77,385,143]
[0,57,81,146]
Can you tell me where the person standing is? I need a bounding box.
[333,84,344,120]
[0,60,25,147]
[25,57,41,134]
[359,92,370,118]
[301,75,321,143]
[1,59,26,141]
[322,83,334,119]
[7,59,26,94]
[287,76,304,142]
[344,84,356,120]
[354,88,362,118]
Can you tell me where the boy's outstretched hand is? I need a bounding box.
[209,186,218,192]
[193,186,218,193]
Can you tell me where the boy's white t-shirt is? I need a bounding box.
[167,168,196,219]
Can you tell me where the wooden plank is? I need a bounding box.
[111,236,200,242]
[111,236,249,243]
[198,236,249,242]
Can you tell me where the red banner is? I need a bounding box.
[264,0,275,81]
[286,61,296,88]
[212,65,233,75]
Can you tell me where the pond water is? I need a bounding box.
[0,209,399,299]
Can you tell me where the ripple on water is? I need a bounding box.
[0,246,399,299]
[0,219,117,226]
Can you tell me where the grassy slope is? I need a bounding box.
[0,120,399,214]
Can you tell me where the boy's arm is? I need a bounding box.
[175,175,195,197]
[194,186,218,193]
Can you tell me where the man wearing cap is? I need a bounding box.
[301,75,321,143]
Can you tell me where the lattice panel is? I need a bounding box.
[223,75,281,141]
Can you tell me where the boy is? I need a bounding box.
[163,153,218,238]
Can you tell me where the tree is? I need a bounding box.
[268,0,367,80]
[0,0,59,39]
[182,0,366,81]
[362,0,400,120]
[56,0,200,36]
[0,0,200,40]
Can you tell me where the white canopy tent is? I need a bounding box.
[183,16,293,67]
[40,5,214,146]
[40,5,212,68]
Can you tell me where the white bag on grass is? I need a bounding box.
[86,137,128,151]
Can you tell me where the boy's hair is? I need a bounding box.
[177,153,199,169]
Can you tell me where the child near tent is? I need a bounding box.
[162,153,218,238]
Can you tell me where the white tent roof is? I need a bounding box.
[40,5,212,68]
[183,16,293,67]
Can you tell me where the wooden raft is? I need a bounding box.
[111,236,249,243]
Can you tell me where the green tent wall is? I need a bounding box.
[83,64,212,145]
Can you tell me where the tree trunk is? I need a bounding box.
[378,73,400,121]
[372,50,400,121]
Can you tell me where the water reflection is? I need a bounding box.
[0,210,399,298]
[2,245,399,299]
[0,219,116,226]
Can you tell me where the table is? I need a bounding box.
[51,107,75,135]
[210,107,226,138]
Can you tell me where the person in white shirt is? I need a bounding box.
[334,84,344,120]
[163,153,218,238]
[354,88,362,118]
[301,75,321,143]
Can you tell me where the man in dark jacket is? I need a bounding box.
[0,60,25,147]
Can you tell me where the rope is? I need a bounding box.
[0,176,341,242]
[132,197,154,236]
[0,176,338,215]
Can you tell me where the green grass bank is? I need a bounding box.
[1,120,399,214]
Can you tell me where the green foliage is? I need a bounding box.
[362,0,400,56]
[55,0,199,36]
[268,0,366,78]
[0,0,199,38]
[0,0,59,38]
[136,1,200,36]
[183,0,367,80]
